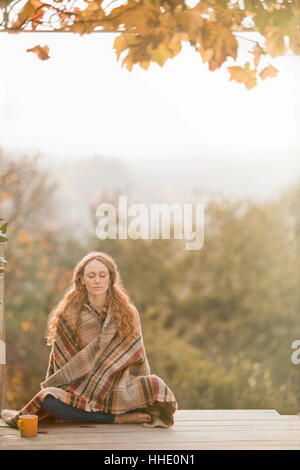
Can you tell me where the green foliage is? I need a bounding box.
[0,218,9,272]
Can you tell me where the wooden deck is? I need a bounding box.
[1,410,300,450]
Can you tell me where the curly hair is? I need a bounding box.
[45,251,140,349]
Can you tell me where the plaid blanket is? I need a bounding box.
[1,302,178,428]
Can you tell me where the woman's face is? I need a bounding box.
[81,259,110,297]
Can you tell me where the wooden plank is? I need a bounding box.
[280,415,300,420]
[1,429,299,444]
[0,409,285,428]
[175,411,282,420]
[1,410,299,451]
[173,421,300,428]
[176,409,280,414]
[2,419,300,434]
[1,426,300,439]
[1,421,299,435]
[1,427,299,442]
[2,418,299,433]
[1,442,300,450]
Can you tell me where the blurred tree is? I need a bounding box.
[87,187,299,412]
[0,150,87,408]
[1,154,299,413]
[0,216,8,410]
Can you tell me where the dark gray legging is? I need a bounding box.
[41,394,115,424]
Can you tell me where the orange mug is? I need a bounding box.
[17,414,38,437]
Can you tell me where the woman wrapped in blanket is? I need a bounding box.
[42,251,153,424]
[1,251,178,427]
[2,251,177,428]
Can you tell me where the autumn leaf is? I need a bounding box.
[21,321,30,332]
[0,0,14,7]
[289,25,300,55]
[168,4,206,44]
[200,22,238,70]
[228,62,257,90]
[39,254,48,270]
[251,44,264,68]
[147,37,182,67]
[264,24,287,58]
[17,230,35,245]
[114,34,135,61]
[68,3,106,34]
[12,2,34,28]
[259,64,278,80]
[39,240,53,252]
[32,7,45,30]
[214,4,245,28]
[12,0,43,28]
[30,0,42,9]
[197,46,214,64]
[26,44,50,60]
[114,34,149,68]
[109,0,160,36]
[139,60,151,70]
[2,0,300,88]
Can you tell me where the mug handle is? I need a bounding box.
[17,419,24,431]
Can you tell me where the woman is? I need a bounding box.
[1,251,177,428]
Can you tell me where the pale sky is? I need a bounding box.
[0,31,299,163]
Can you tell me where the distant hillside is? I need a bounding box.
[37,152,300,237]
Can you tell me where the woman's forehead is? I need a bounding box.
[84,259,109,273]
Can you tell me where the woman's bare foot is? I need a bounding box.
[114,411,153,424]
